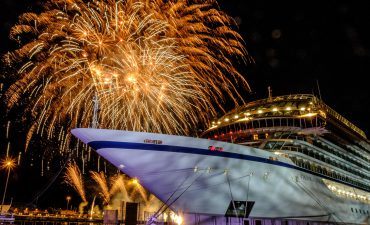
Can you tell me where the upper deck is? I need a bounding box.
[203,94,367,140]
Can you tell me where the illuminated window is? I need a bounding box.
[265,133,269,139]
[253,134,258,140]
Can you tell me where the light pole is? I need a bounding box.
[0,157,16,214]
[66,196,71,210]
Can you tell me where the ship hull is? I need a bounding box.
[71,128,370,224]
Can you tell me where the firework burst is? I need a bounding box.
[90,171,110,204]
[3,0,251,155]
[64,162,87,202]
[110,174,130,201]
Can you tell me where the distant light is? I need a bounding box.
[217,121,221,124]
[234,115,239,119]
[1,157,16,170]
[286,107,291,111]
[257,110,263,114]
[272,108,278,112]
[224,118,229,122]
[119,164,125,168]
[300,107,306,111]
[272,29,282,39]
[245,112,251,116]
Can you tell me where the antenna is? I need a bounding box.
[87,93,100,166]
[268,86,272,102]
[92,93,99,128]
[316,80,322,101]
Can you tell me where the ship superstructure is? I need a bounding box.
[202,94,370,195]
[72,94,370,225]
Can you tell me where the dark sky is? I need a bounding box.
[217,0,370,137]
[0,0,370,209]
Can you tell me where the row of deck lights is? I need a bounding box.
[327,185,369,201]
[210,105,312,128]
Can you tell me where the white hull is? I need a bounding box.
[71,128,370,224]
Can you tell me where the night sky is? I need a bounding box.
[217,0,370,136]
[0,0,370,208]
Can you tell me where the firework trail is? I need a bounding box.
[90,171,110,205]
[129,178,150,204]
[110,174,130,202]
[64,162,87,202]
[90,195,97,219]
[2,0,251,157]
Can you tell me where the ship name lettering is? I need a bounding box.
[144,139,163,144]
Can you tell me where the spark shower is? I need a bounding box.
[2,0,251,157]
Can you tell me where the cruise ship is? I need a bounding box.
[72,94,370,225]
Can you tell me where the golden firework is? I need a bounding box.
[90,171,110,204]
[3,0,251,153]
[64,162,87,202]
